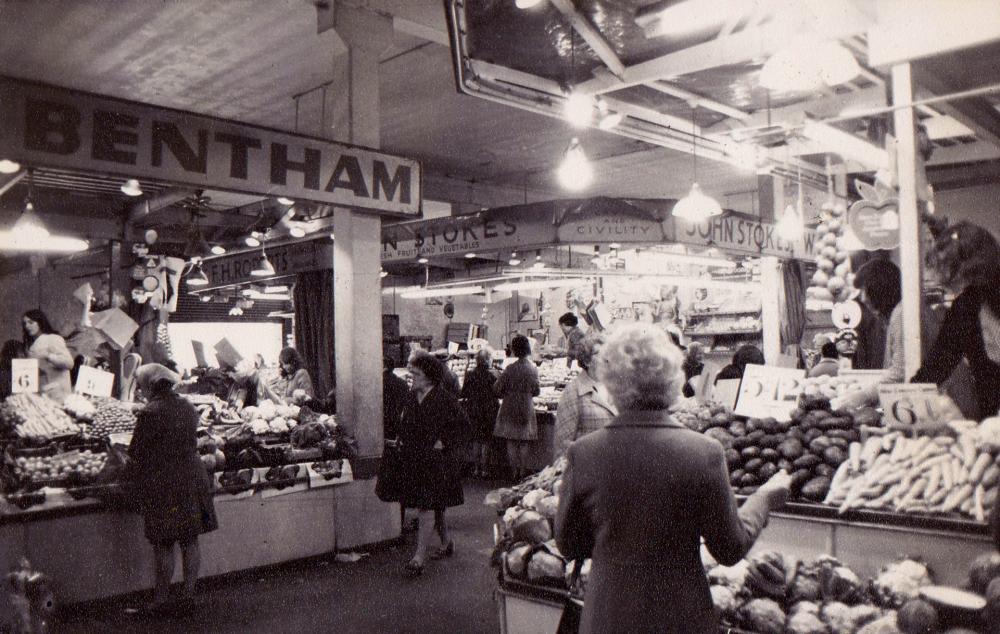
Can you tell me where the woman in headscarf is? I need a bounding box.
[125,363,218,612]
[21,310,74,402]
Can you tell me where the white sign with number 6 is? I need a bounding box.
[11,358,39,394]
[877,383,943,427]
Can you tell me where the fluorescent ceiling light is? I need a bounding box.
[417,257,429,264]
[264,285,289,294]
[0,159,21,174]
[515,0,544,8]
[245,291,291,301]
[277,197,294,205]
[382,285,422,295]
[267,311,295,319]
[657,252,737,269]
[493,278,590,292]
[464,253,476,259]
[120,179,143,197]
[0,232,88,252]
[401,285,484,299]
[801,121,889,170]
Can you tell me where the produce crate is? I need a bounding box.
[496,578,566,634]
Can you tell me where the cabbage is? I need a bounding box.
[527,551,565,583]
[509,510,551,544]
[821,601,855,633]
[505,543,532,577]
[711,585,739,619]
[786,607,827,634]
[521,489,548,510]
[857,613,901,634]
[739,598,785,634]
[502,506,524,527]
[897,599,938,634]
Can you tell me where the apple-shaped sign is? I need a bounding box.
[848,179,900,250]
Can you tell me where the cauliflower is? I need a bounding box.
[708,559,749,595]
[786,605,827,634]
[242,406,261,421]
[872,560,932,608]
[502,506,525,527]
[821,601,855,633]
[250,418,270,435]
[856,612,901,634]
[258,399,277,420]
[535,495,559,519]
[739,598,786,634]
[268,417,289,433]
[710,585,740,620]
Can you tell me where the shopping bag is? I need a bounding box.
[556,559,584,634]
[375,442,404,503]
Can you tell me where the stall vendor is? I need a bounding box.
[558,312,586,368]
[261,347,314,404]
[22,310,74,402]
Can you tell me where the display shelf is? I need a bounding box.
[687,310,762,318]
[684,330,762,337]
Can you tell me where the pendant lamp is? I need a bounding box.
[672,104,723,221]
[186,261,209,287]
[557,138,593,191]
[0,170,88,252]
[251,249,276,277]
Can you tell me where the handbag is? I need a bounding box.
[556,559,584,634]
[375,440,404,503]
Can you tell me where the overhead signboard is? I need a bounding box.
[0,76,420,216]
[202,240,332,289]
[674,215,818,261]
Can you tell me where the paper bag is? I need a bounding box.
[90,308,139,350]
[214,338,243,369]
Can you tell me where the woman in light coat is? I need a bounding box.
[493,335,540,480]
[22,310,73,402]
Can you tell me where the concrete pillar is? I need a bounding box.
[330,4,392,469]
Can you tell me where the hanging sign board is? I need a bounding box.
[878,383,944,427]
[0,76,420,216]
[734,364,805,421]
[848,198,901,250]
[202,240,331,289]
[74,366,115,397]
[673,216,818,261]
[11,358,39,394]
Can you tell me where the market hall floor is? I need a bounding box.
[55,480,500,633]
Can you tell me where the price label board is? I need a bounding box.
[11,358,39,394]
[878,383,943,427]
[468,338,489,353]
[734,364,805,421]
[74,366,115,397]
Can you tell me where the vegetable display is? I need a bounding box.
[85,398,137,439]
[1,394,82,439]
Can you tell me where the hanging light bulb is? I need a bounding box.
[673,103,723,221]
[533,250,546,270]
[563,92,593,128]
[0,159,20,174]
[12,199,50,240]
[210,244,227,255]
[245,231,262,248]
[120,179,143,197]
[508,252,522,266]
[251,250,276,277]
[777,204,804,241]
[186,262,209,287]
[557,138,593,191]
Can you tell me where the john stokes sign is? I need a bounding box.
[0,77,420,216]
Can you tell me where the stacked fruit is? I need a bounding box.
[806,201,853,307]
[14,449,107,485]
[87,399,137,439]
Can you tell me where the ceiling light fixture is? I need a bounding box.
[515,0,544,8]
[596,99,624,130]
[465,252,476,259]
[120,179,143,197]
[289,223,306,238]
[200,294,213,303]
[186,262,209,287]
[418,256,429,264]
[673,103,723,221]
[533,250,546,270]
[563,92,593,128]
[380,269,388,278]
[0,159,21,174]
[400,285,485,299]
[635,0,736,38]
[251,249,276,277]
[210,244,227,255]
[557,137,593,191]
[494,278,590,292]
[276,196,294,205]
[245,231,262,248]
[508,252,522,266]
[264,285,289,294]
[0,170,88,252]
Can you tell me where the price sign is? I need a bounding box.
[11,358,39,394]
[878,383,943,427]
[734,364,805,421]
[468,338,489,353]
[74,366,115,397]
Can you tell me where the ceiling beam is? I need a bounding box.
[645,81,750,121]
[548,0,626,79]
[868,0,1000,67]
[391,16,449,46]
[0,171,26,198]
[926,140,1000,167]
[705,85,887,135]
[576,9,869,95]
[127,188,195,224]
[913,70,1000,151]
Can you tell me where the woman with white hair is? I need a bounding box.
[555,324,790,633]
[124,363,218,614]
[554,332,616,458]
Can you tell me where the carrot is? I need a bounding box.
[896,478,927,511]
[941,483,974,513]
[982,464,1000,488]
[924,465,942,500]
[928,486,950,506]
[969,452,992,484]
[849,442,862,472]
[941,462,954,491]
[961,435,978,469]
[953,457,969,486]
[974,484,986,523]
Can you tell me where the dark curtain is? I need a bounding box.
[294,270,334,398]
[779,260,807,349]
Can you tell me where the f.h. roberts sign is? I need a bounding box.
[0,77,420,216]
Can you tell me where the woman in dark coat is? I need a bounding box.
[399,351,469,577]
[125,363,218,611]
[460,348,499,478]
[555,324,790,634]
[494,335,540,480]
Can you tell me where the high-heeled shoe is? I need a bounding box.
[430,541,454,560]
[402,559,424,578]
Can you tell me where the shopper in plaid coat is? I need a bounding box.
[554,333,616,458]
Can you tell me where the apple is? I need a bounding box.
[817,258,835,273]
[812,270,830,286]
